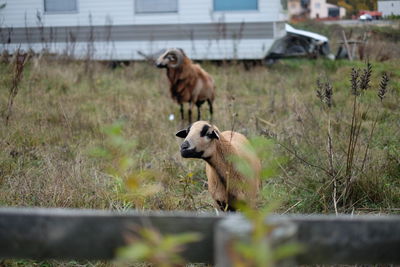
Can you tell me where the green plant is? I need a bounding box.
[229,137,300,266]
[118,228,201,267]
[385,14,400,20]
[92,121,202,266]
[231,203,301,267]
[4,50,28,126]
[316,78,337,213]
[91,120,162,209]
[316,63,390,212]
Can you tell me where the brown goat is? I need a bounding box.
[156,48,215,123]
[176,121,261,211]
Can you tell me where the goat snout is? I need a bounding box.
[180,141,204,158]
[156,62,166,68]
[180,141,190,151]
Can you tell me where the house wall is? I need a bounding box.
[378,0,400,16]
[0,0,286,60]
[309,0,345,18]
[339,6,346,17]
[310,0,327,18]
[326,3,346,18]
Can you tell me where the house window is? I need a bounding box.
[214,0,258,11]
[44,0,77,13]
[328,7,339,17]
[135,0,178,13]
[315,3,320,9]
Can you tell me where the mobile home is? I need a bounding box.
[0,0,287,60]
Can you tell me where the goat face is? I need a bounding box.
[156,48,183,69]
[176,121,219,159]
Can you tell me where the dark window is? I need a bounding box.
[328,7,339,17]
[44,0,77,13]
[214,0,258,11]
[135,0,178,13]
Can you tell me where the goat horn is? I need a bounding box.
[169,48,184,68]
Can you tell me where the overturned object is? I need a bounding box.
[265,24,332,63]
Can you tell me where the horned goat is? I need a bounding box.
[176,121,261,211]
[156,48,215,123]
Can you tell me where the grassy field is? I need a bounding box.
[1,21,400,266]
[1,54,399,216]
[1,24,400,263]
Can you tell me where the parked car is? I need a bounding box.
[359,14,373,21]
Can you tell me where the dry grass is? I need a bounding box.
[0,55,399,267]
[294,20,400,61]
[0,56,399,216]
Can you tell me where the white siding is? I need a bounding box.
[378,0,400,16]
[2,0,285,27]
[5,38,275,60]
[0,0,286,60]
[1,0,135,27]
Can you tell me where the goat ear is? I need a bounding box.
[178,48,186,57]
[209,130,220,140]
[176,129,188,138]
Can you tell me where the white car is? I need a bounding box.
[359,14,373,21]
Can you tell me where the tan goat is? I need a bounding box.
[176,121,261,211]
[156,48,215,123]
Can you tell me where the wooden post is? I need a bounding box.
[341,30,353,61]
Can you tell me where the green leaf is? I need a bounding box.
[166,232,202,245]
[272,243,303,261]
[234,242,254,258]
[102,121,124,136]
[261,167,278,179]
[229,154,255,179]
[117,243,151,261]
[119,156,134,170]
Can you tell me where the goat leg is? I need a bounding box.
[196,101,203,121]
[180,103,184,120]
[197,107,201,121]
[188,102,193,123]
[207,99,213,121]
